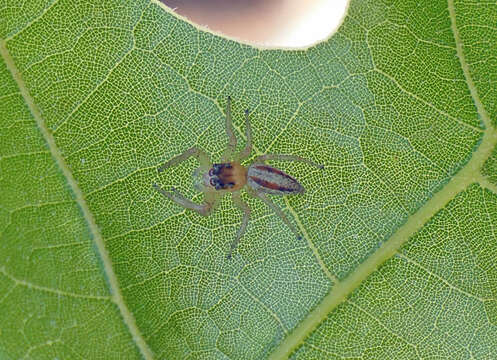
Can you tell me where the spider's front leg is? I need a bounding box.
[155,145,223,216]
[222,96,253,162]
[158,146,210,173]
[153,184,217,216]
[222,96,237,162]
[236,109,252,161]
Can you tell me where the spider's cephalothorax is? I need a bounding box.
[154,96,323,259]
[205,162,247,191]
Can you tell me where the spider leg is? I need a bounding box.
[222,96,237,161]
[158,146,210,172]
[228,192,251,259]
[247,188,302,240]
[253,154,323,169]
[236,109,252,161]
[153,184,215,216]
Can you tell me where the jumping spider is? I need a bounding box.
[153,96,323,259]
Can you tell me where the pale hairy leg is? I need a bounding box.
[153,184,220,216]
[247,188,302,240]
[236,109,252,161]
[253,154,323,169]
[222,96,237,161]
[227,191,251,259]
[158,146,211,172]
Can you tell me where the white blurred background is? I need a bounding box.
[161,0,348,48]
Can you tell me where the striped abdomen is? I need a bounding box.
[247,164,304,195]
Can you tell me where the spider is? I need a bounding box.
[153,96,323,259]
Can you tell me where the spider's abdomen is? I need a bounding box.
[247,164,304,195]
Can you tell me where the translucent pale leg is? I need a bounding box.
[158,146,210,172]
[153,184,218,216]
[236,109,252,161]
[227,191,251,259]
[253,154,323,169]
[247,188,302,240]
[222,96,237,161]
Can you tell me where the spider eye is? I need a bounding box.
[212,164,223,175]
[209,168,214,176]
[210,178,217,186]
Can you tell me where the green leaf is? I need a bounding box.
[1,0,496,359]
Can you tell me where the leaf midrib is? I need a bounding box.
[268,0,497,357]
[0,39,155,360]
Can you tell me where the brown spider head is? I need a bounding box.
[196,162,247,192]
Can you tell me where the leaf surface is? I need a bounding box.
[1,0,496,359]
